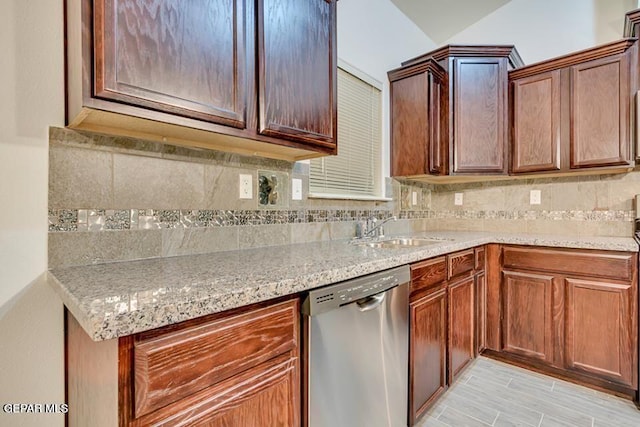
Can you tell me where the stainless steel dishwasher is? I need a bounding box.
[302,265,410,427]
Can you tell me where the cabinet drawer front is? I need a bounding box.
[133,299,299,418]
[411,257,446,294]
[502,247,634,281]
[448,249,475,279]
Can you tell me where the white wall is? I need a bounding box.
[445,0,635,64]
[0,1,65,426]
[337,0,436,180]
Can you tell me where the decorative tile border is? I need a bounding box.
[398,209,635,221]
[49,208,635,232]
[48,209,395,232]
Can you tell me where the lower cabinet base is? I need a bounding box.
[482,349,637,400]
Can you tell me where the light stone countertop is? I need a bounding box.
[47,231,639,341]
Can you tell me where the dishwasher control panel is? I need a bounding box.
[302,265,410,315]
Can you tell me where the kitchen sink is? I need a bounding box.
[354,237,447,249]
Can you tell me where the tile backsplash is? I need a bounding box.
[48,127,637,268]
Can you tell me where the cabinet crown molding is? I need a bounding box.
[388,58,446,82]
[509,38,637,80]
[401,45,524,69]
[624,8,640,37]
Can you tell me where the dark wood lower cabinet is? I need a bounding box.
[448,276,475,383]
[495,246,638,397]
[565,277,636,388]
[409,285,447,423]
[501,270,554,364]
[475,272,486,354]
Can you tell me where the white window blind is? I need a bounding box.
[310,67,382,198]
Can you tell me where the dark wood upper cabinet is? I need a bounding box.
[390,45,522,178]
[66,0,337,161]
[511,70,561,173]
[570,53,631,168]
[258,0,336,149]
[509,39,636,174]
[452,57,507,174]
[388,59,446,177]
[93,0,247,129]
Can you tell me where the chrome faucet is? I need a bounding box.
[358,216,397,238]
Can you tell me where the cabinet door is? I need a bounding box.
[570,53,631,168]
[93,0,247,128]
[132,355,300,426]
[502,270,554,364]
[511,70,561,173]
[475,273,487,354]
[390,72,430,176]
[448,276,475,383]
[257,0,337,149]
[453,58,508,174]
[410,286,447,423]
[565,278,636,388]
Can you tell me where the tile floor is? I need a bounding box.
[417,357,640,427]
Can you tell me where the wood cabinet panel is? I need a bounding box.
[390,72,429,176]
[502,270,554,363]
[94,0,247,128]
[511,70,561,173]
[475,273,487,354]
[411,257,447,296]
[389,59,445,177]
[410,286,447,423]
[565,278,636,387]
[453,58,507,174]
[257,0,336,148]
[502,246,634,281]
[133,300,298,417]
[448,276,475,382]
[475,246,486,272]
[570,54,630,168]
[132,354,299,426]
[447,249,475,280]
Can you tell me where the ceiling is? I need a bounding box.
[390,0,512,44]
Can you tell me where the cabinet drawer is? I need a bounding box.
[448,249,475,279]
[411,257,447,295]
[502,246,634,281]
[475,247,486,272]
[133,299,299,418]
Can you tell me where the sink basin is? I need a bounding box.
[355,238,445,249]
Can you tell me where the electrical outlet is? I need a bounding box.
[292,178,302,200]
[454,193,463,206]
[412,191,418,206]
[239,174,253,199]
[530,189,541,205]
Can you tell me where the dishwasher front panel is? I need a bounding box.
[307,282,409,427]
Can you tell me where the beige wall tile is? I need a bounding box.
[577,221,632,238]
[49,145,113,208]
[483,219,527,233]
[48,230,162,268]
[607,182,638,211]
[238,224,290,249]
[290,223,332,244]
[113,154,205,209]
[161,227,239,257]
[204,165,258,210]
[525,219,582,236]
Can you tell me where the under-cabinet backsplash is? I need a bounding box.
[48,127,636,268]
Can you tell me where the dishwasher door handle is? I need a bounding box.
[356,292,386,312]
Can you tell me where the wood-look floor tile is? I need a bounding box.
[436,405,493,427]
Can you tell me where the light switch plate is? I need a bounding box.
[292,178,302,200]
[239,174,253,199]
[454,193,463,206]
[412,191,418,206]
[530,189,541,205]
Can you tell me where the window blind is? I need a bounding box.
[310,67,382,198]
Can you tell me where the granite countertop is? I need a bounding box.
[47,231,638,341]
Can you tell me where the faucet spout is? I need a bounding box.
[363,215,397,238]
